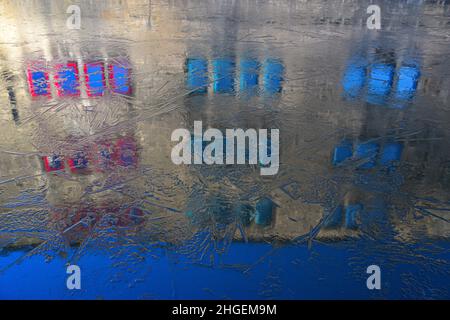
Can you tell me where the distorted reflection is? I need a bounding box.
[0,0,449,299]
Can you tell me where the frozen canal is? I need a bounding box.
[0,0,449,299]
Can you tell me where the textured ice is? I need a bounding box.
[0,0,449,299]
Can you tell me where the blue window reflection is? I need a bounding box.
[84,62,105,97]
[212,58,235,93]
[332,139,353,166]
[341,57,421,108]
[109,64,131,95]
[380,141,403,170]
[185,56,284,96]
[263,58,284,94]
[354,141,379,169]
[367,63,395,105]
[56,62,80,96]
[395,65,420,101]
[29,71,50,96]
[342,62,366,98]
[240,58,259,93]
[332,139,404,171]
[186,58,208,94]
[255,197,274,226]
[345,203,363,230]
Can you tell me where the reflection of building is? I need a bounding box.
[335,47,450,241]
[186,56,284,96]
[0,0,449,250]
[342,55,421,107]
[50,205,145,245]
[27,59,132,98]
[0,0,192,247]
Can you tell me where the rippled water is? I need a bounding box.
[0,0,449,299]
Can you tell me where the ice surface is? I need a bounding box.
[0,0,449,299]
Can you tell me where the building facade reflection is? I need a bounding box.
[0,0,448,253]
